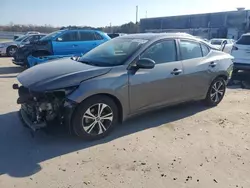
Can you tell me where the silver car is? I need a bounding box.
[14,33,234,140]
[0,34,45,57]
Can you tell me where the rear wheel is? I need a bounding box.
[7,46,17,57]
[204,77,226,106]
[72,96,119,140]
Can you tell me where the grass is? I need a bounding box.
[0,39,12,42]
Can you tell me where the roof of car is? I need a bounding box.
[28,33,46,36]
[119,33,196,40]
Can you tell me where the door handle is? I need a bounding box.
[171,68,182,75]
[72,44,78,47]
[209,62,217,67]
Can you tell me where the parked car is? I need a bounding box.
[13,28,110,66]
[0,34,46,57]
[14,33,233,140]
[13,31,40,40]
[231,33,250,72]
[209,38,234,54]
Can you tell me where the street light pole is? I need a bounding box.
[136,5,138,24]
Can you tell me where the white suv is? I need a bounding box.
[231,33,250,71]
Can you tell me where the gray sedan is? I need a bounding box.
[0,34,45,57]
[15,33,234,140]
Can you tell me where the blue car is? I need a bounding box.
[13,28,110,67]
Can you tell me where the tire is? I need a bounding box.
[7,46,17,57]
[204,77,226,106]
[72,96,119,140]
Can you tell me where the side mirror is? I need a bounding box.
[56,37,63,42]
[136,58,155,69]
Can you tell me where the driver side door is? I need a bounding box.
[128,39,185,114]
[52,31,79,55]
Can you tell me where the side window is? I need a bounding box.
[59,31,78,42]
[79,31,95,41]
[141,40,177,64]
[23,36,32,42]
[201,44,210,56]
[180,40,203,60]
[38,35,44,39]
[94,32,104,40]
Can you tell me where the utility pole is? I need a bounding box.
[110,22,112,33]
[136,5,138,24]
[146,11,147,18]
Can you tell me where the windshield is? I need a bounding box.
[210,39,223,45]
[14,35,28,42]
[78,38,148,66]
[40,30,64,41]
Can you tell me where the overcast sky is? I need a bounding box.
[1,0,249,27]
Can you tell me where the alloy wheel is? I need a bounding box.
[82,103,113,135]
[210,80,225,103]
[9,47,16,56]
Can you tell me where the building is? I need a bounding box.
[140,9,250,39]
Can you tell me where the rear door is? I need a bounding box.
[52,31,79,55]
[77,31,100,55]
[179,40,215,100]
[231,35,250,64]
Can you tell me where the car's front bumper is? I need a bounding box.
[19,99,77,133]
[0,47,7,56]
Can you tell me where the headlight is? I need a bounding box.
[19,44,24,48]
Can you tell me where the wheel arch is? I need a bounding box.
[211,72,229,85]
[72,93,124,124]
[7,44,18,49]
[6,45,18,56]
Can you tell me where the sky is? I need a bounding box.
[0,0,249,27]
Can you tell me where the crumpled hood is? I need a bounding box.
[17,58,112,92]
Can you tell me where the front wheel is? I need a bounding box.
[7,46,17,57]
[72,96,119,140]
[204,77,226,106]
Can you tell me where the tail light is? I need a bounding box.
[232,46,238,51]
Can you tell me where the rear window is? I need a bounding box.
[210,40,223,45]
[236,36,250,45]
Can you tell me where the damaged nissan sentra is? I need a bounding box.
[14,33,234,140]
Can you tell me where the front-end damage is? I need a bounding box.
[13,84,77,132]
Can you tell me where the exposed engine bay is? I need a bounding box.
[14,84,74,131]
